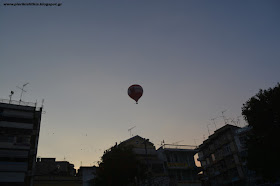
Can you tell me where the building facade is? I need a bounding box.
[34,158,80,186]
[197,124,246,185]
[119,135,168,185]
[0,99,42,186]
[157,144,201,186]
[77,166,96,186]
[118,136,201,185]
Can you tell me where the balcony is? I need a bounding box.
[162,144,197,150]
[166,162,190,169]
[0,162,28,172]
[0,142,30,150]
[0,99,36,107]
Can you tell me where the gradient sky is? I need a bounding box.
[1,0,280,168]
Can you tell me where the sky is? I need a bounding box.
[1,0,280,168]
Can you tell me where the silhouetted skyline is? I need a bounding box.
[1,0,280,168]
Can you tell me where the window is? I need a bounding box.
[223,144,231,155]
[0,135,14,143]
[16,136,31,146]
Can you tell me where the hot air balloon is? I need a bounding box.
[128,84,143,104]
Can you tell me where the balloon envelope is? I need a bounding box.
[128,84,143,103]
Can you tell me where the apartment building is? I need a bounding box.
[0,99,42,186]
[197,124,245,185]
[120,136,165,172]
[34,158,80,186]
[157,144,201,186]
[118,135,168,185]
[77,166,97,186]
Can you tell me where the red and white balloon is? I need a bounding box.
[128,84,143,104]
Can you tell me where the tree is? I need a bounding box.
[94,144,147,186]
[242,83,280,181]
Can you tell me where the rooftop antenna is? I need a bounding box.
[207,123,212,136]
[237,116,242,126]
[9,91,14,104]
[128,126,136,137]
[211,117,218,130]
[221,110,227,125]
[16,83,29,103]
[230,118,238,126]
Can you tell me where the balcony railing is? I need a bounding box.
[162,144,197,150]
[0,99,41,111]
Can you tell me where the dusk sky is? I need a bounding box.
[1,0,280,168]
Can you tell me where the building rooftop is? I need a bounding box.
[198,124,240,148]
[158,144,198,152]
[0,98,42,111]
[119,135,154,146]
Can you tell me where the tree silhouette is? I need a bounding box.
[242,83,280,181]
[94,144,147,186]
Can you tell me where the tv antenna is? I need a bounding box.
[128,126,136,137]
[229,118,238,126]
[221,110,227,125]
[207,123,212,136]
[16,83,29,103]
[237,116,242,126]
[211,117,218,130]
